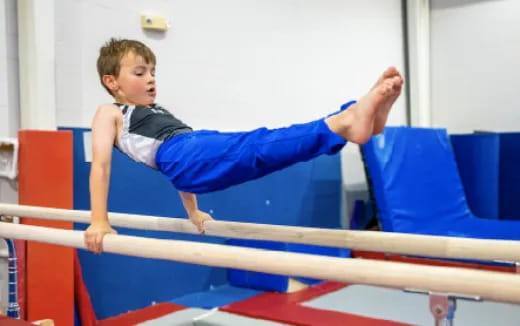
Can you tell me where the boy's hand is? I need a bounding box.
[84,223,117,254]
[189,210,214,234]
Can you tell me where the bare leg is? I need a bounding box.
[372,67,404,134]
[325,77,396,144]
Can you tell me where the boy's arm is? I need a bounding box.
[178,191,214,233]
[85,105,118,253]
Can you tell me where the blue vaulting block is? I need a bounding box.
[64,126,343,319]
[362,126,520,240]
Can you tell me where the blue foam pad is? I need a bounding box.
[169,284,263,309]
[64,127,343,319]
[227,239,350,291]
[362,127,520,240]
[450,134,500,220]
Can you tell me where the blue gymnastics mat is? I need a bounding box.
[362,127,520,240]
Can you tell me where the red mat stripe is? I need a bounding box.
[221,282,410,326]
[98,303,186,326]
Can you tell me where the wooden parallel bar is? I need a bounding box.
[0,222,520,304]
[1,204,519,262]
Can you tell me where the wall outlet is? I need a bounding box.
[140,14,169,31]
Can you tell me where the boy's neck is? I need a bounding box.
[113,97,154,107]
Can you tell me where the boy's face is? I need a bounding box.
[105,51,156,106]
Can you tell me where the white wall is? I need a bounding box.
[54,0,406,227]
[56,0,406,132]
[0,0,19,202]
[430,0,520,133]
[0,0,20,138]
[0,0,20,312]
[18,0,56,130]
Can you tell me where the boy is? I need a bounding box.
[85,38,403,253]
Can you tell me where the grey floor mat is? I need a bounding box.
[302,285,520,326]
[138,308,288,326]
[138,308,210,326]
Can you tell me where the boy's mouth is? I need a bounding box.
[147,87,156,96]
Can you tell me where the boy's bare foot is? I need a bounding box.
[371,67,401,92]
[325,77,395,144]
[372,67,403,134]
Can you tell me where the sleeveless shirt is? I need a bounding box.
[115,103,192,169]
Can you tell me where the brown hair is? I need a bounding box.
[97,38,156,95]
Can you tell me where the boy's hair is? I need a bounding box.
[97,38,156,95]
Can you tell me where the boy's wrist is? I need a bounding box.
[91,214,110,225]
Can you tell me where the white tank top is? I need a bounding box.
[115,103,192,169]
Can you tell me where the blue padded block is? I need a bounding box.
[169,284,263,309]
[362,127,520,240]
[498,133,520,220]
[450,134,500,220]
[64,127,342,319]
[227,239,350,291]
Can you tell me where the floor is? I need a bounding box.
[135,283,520,325]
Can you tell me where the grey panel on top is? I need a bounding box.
[302,285,520,326]
[138,308,289,326]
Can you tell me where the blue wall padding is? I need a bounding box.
[226,239,350,291]
[65,127,342,319]
[362,127,520,240]
[450,134,500,220]
[498,133,520,220]
[169,284,263,309]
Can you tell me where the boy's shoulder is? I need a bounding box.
[93,103,122,122]
[97,103,120,110]
[96,103,122,114]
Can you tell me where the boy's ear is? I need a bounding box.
[102,75,118,93]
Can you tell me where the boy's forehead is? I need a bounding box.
[120,51,154,67]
